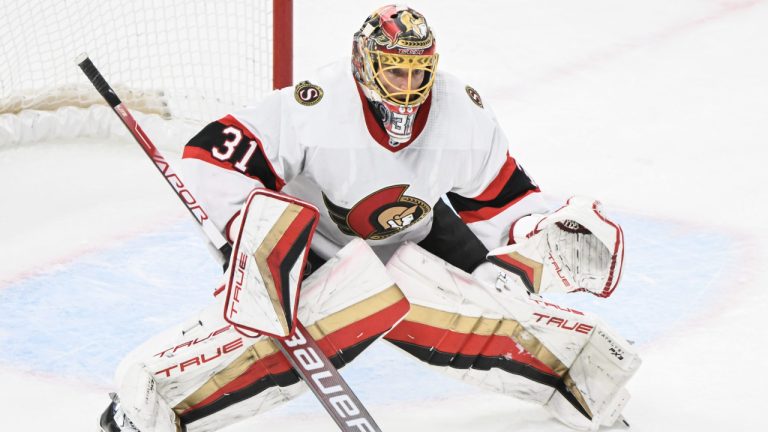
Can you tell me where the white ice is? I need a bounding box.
[1,1,767,431]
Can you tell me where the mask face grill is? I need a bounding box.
[366,51,439,107]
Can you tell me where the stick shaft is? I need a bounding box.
[77,54,230,260]
[279,322,382,431]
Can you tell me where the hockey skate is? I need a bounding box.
[99,393,141,432]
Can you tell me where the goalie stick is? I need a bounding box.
[77,54,382,432]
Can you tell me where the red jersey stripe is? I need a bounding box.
[473,154,518,202]
[458,188,540,223]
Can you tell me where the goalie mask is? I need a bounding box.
[352,5,439,144]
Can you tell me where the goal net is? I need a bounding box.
[0,0,292,147]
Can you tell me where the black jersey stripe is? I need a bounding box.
[183,116,283,190]
[447,165,538,214]
[417,199,488,273]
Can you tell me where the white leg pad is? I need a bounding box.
[547,323,640,431]
[117,364,179,432]
[384,242,640,430]
[113,238,407,432]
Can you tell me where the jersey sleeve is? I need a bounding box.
[446,120,548,250]
[180,90,303,243]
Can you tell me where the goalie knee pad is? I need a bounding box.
[110,239,408,432]
[384,242,639,430]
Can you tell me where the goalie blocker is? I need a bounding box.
[222,189,320,339]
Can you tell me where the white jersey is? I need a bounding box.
[181,59,545,263]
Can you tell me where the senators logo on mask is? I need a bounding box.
[323,185,431,240]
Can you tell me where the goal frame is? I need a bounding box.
[273,0,294,90]
[0,0,294,147]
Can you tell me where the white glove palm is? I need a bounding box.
[488,196,625,298]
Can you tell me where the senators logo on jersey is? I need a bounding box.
[294,81,324,106]
[323,185,431,240]
[465,85,483,108]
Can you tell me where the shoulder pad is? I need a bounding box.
[294,81,324,106]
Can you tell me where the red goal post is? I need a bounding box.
[0,0,293,145]
[273,0,294,91]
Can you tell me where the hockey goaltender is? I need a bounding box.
[99,4,638,432]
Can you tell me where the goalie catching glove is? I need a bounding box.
[486,196,625,298]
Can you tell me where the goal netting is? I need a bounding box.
[0,0,291,148]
